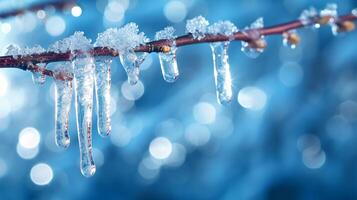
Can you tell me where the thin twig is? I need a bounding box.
[0,13,356,80]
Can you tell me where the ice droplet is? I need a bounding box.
[94,57,112,137]
[241,18,266,58]
[155,27,179,82]
[186,16,209,40]
[53,62,73,148]
[31,63,47,85]
[72,56,96,177]
[210,42,233,104]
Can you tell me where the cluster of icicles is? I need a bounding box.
[5,3,354,177]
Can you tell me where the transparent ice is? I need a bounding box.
[186,16,209,40]
[299,7,319,28]
[155,27,179,82]
[31,63,47,85]
[210,42,233,104]
[73,56,96,177]
[53,62,73,148]
[94,57,112,137]
[241,18,266,58]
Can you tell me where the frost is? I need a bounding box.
[282,30,298,49]
[207,20,238,37]
[299,7,319,26]
[94,28,118,48]
[155,27,179,82]
[5,44,21,57]
[155,26,176,40]
[5,44,45,56]
[96,23,148,51]
[49,31,92,53]
[186,16,209,40]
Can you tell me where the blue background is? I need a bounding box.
[0,0,357,199]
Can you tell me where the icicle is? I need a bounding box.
[72,56,96,177]
[31,63,47,85]
[207,21,237,104]
[53,62,73,148]
[119,51,147,85]
[241,18,266,58]
[282,30,300,49]
[94,57,112,137]
[210,42,232,104]
[155,27,179,82]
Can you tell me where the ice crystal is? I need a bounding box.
[207,20,238,37]
[49,31,92,53]
[186,16,209,40]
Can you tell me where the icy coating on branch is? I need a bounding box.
[155,27,179,82]
[5,44,46,56]
[186,16,209,40]
[49,31,92,53]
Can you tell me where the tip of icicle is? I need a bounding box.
[81,165,96,177]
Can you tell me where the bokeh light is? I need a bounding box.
[237,86,267,111]
[149,137,173,160]
[45,16,66,36]
[30,163,54,186]
[164,0,187,23]
[71,6,82,17]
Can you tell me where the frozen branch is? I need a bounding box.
[0,13,356,81]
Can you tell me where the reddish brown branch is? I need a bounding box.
[0,0,76,19]
[0,13,356,80]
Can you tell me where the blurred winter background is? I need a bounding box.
[0,0,357,199]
